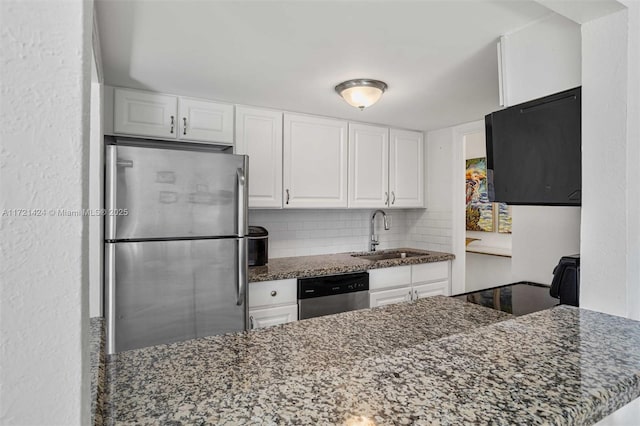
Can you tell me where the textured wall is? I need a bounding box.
[580,9,632,318]
[0,1,91,424]
[622,0,640,322]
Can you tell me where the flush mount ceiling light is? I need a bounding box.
[334,79,388,110]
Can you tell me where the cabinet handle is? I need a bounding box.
[391,191,396,205]
[249,315,254,329]
[270,290,277,297]
[170,116,175,134]
[385,192,389,205]
[183,117,187,135]
[285,189,290,205]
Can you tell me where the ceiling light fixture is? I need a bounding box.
[334,79,388,110]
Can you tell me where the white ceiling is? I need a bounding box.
[96,0,553,131]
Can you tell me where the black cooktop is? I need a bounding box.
[454,282,558,316]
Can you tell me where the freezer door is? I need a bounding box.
[105,238,246,353]
[106,143,248,240]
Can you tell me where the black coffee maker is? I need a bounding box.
[248,226,268,266]
[550,254,580,307]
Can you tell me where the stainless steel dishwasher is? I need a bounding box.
[297,272,369,320]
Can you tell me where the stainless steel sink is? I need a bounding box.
[351,250,428,262]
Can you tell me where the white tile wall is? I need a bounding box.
[249,209,410,258]
[405,209,453,253]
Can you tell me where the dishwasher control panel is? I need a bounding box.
[297,272,369,299]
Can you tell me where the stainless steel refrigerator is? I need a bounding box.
[104,137,248,354]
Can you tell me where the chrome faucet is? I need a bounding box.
[370,209,390,251]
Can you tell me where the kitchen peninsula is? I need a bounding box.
[101,296,640,425]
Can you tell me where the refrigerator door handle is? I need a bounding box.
[237,237,247,306]
[236,166,247,236]
[105,145,118,240]
[105,243,116,354]
[116,159,133,168]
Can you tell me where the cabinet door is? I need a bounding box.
[412,280,451,299]
[369,287,412,308]
[348,123,389,208]
[389,129,424,208]
[235,106,283,208]
[114,88,177,138]
[249,304,298,330]
[283,114,348,208]
[179,97,233,144]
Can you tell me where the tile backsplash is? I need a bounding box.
[405,209,453,253]
[249,208,453,258]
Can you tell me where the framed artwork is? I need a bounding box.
[466,157,494,232]
[498,203,512,234]
[466,157,512,234]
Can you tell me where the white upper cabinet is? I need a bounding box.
[114,88,178,138]
[113,88,233,144]
[235,106,283,208]
[389,129,424,208]
[178,97,233,144]
[348,123,389,208]
[283,113,348,208]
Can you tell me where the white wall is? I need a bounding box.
[0,0,92,425]
[623,0,640,322]
[511,206,581,285]
[465,253,513,292]
[581,4,640,320]
[89,62,103,318]
[502,13,581,106]
[421,126,466,293]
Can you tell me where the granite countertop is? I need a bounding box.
[102,296,640,425]
[90,318,106,426]
[249,248,455,282]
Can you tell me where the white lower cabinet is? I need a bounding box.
[248,278,298,330]
[369,261,451,308]
[249,304,298,330]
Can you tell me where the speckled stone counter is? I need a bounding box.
[103,296,640,425]
[90,317,106,426]
[249,248,454,282]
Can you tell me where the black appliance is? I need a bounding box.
[248,226,268,266]
[485,87,581,206]
[454,282,557,316]
[550,254,580,306]
[298,272,369,319]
